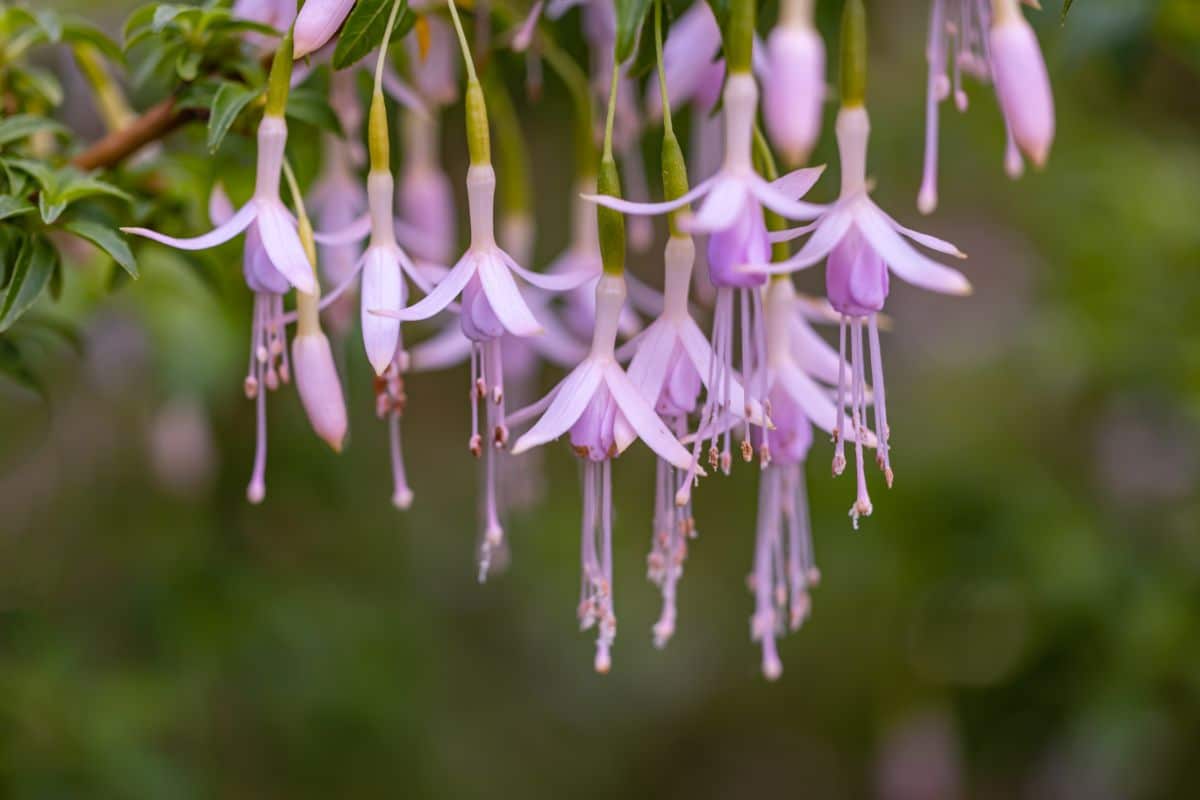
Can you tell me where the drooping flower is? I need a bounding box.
[918,0,1053,213]
[207,185,290,503]
[397,112,457,265]
[622,233,767,646]
[760,105,971,525]
[588,73,826,478]
[123,115,316,295]
[511,273,702,671]
[763,0,826,167]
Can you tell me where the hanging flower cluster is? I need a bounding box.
[110,0,1057,679]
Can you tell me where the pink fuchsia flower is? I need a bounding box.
[761,106,970,525]
[989,0,1054,169]
[207,185,290,504]
[123,115,317,295]
[918,0,1052,213]
[589,75,826,238]
[511,273,702,672]
[622,234,763,646]
[292,0,354,59]
[373,163,592,565]
[763,0,826,168]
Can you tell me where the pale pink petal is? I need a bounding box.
[208,183,235,225]
[500,250,597,291]
[755,210,852,274]
[681,177,747,234]
[512,360,604,453]
[313,211,370,245]
[361,247,403,375]
[477,254,543,337]
[789,316,844,385]
[604,363,699,471]
[776,360,862,443]
[770,166,826,200]
[531,312,589,367]
[581,175,716,216]
[384,253,477,322]
[624,320,676,407]
[877,207,966,257]
[394,244,438,295]
[122,200,257,251]
[749,175,827,221]
[409,323,471,372]
[257,203,318,294]
[856,205,972,295]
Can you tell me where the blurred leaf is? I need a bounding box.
[0,115,68,148]
[13,67,64,107]
[0,234,57,333]
[176,48,203,82]
[62,18,126,64]
[286,87,343,134]
[207,81,261,153]
[62,219,139,278]
[1063,0,1075,23]
[0,197,35,222]
[615,0,652,64]
[0,337,44,399]
[332,0,414,70]
[152,4,201,34]
[7,160,133,224]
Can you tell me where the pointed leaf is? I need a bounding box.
[614,0,652,64]
[332,0,415,70]
[207,81,261,152]
[0,115,68,148]
[0,235,58,333]
[0,196,35,221]
[62,219,139,278]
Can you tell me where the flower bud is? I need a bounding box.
[989,15,1054,168]
[292,0,354,59]
[460,273,506,342]
[292,330,348,452]
[763,23,826,167]
[825,227,888,316]
[570,387,619,461]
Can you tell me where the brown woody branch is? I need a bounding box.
[69,98,197,171]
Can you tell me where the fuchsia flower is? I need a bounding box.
[918,0,1054,213]
[643,2,723,122]
[763,0,826,167]
[292,0,355,59]
[124,116,317,295]
[760,106,970,525]
[373,163,592,567]
[620,234,763,646]
[407,15,460,107]
[588,74,826,477]
[397,114,457,265]
[511,273,702,671]
[291,325,348,452]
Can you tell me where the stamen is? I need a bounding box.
[832,316,848,475]
[867,314,893,487]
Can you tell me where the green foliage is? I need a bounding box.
[206,81,263,153]
[331,0,415,70]
[615,0,653,64]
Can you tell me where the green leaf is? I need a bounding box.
[0,115,68,148]
[33,9,63,42]
[152,4,200,33]
[62,18,126,64]
[207,81,261,153]
[0,235,58,333]
[332,0,414,71]
[62,219,139,278]
[14,67,64,107]
[286,87,344,134]
[122,4,159,46]
[0,338,45,400]
[0,197,35,221]
[176,48,203,82]
[1062,0,1075,23]
[615,0,653,64]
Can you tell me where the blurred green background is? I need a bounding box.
[3,0,1200,797]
